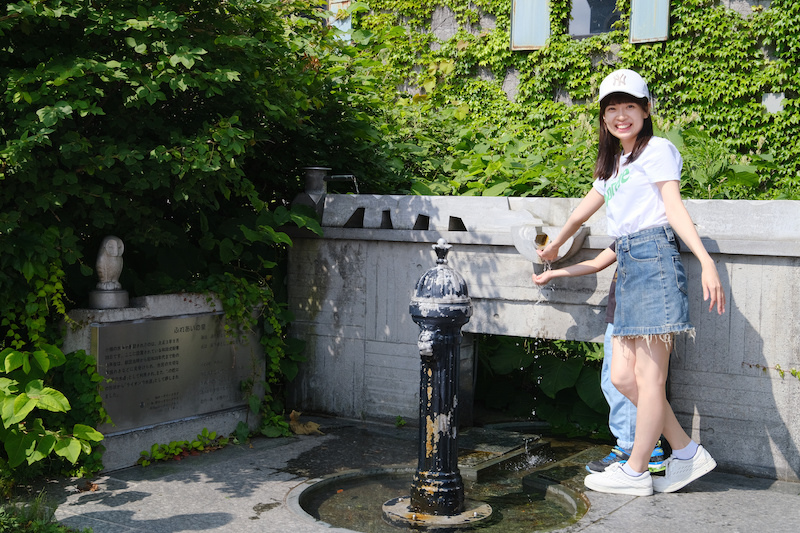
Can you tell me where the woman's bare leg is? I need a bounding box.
[611,336,691,473]
[610,336,637,403]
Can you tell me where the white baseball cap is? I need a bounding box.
[598,69,650,103]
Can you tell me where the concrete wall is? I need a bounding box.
[286,195,800,482]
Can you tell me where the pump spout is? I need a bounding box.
[510,224,589,265]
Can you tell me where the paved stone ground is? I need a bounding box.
[16,416,800,533]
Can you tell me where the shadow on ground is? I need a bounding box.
[281,420,418,478]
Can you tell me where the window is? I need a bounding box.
[630,0,670,43]
[329,0,352,34]
[510,0,550,51]
[568,0,620,38]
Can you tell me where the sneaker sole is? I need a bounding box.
[648,462,666,473]
[584,475,653,496]
[652,456,717,493]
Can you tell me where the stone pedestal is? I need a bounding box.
[88,290,129,309]
[64,293,264,471]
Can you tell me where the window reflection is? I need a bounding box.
[569,0,620,37]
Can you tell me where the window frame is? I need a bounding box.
[510,1,671,51]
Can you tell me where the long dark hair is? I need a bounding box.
[594,93,653,181]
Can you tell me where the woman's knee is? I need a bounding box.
[610,369,636,398]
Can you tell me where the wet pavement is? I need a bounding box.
[27,416,800,533]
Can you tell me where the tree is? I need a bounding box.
[0,0,394,482]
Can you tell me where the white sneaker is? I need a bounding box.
[584,462,653,496]
[652,445,717,493]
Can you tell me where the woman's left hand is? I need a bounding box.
[658,180,726,316]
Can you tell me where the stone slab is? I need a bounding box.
[92,312,260,433]
[63,293,265,471]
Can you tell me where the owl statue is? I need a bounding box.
[96,236,125,291]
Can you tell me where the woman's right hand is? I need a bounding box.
[536,189,604,262]
[532,271,554,286]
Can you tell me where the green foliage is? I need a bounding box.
[354,0,799,199]
[0,0,400,484]
[476,335,609,439]
[662,125,777,199]
[0,0,389,321]
[377,97,597,197]
[0,346,104,495]
[234,420,252,443]
[743,362,800,383]
[378,94,764,201]
[0,490,90,533]
[138,427,229,467]
[190,269,299,439]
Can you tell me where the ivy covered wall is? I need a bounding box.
[351,0,799,199]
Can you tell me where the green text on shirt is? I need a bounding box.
[604,168,631,204]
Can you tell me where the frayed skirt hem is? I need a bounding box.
[612,328,696,345]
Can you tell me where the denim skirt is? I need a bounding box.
[613,225,693,337]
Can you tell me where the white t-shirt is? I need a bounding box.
[592,136,683,238]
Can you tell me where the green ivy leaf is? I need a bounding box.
[570,398,606,430]
[0,377,18,395]
[31,349,51,373]
[487,341,534,375]
[279,358,299,382]
[537,355,584,399]
[410,181,434,195]
[4,429,37,468]
[575,366,606,413]
[25,380,71,412]
[3,349,25,373]
[727,165,759,187]
[40,344,67,368]
[248,394,261,414]
[3,393,37,426]
[28,433,57,464]
[483,181,511,196]
[260,425,284,438]
[219,238,238,263]
[73,423,105,442]
[251,225,292,246]
[35,102,73,127]
[54,437,82,463]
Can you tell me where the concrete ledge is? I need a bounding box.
[310,196,800,258]
[100,407,256,472]
[298,228,800,259]
[321,195,538,231]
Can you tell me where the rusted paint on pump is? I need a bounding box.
[407,239,471,516]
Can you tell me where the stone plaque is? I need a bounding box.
[91,313,261,434]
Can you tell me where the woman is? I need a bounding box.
[538,68,725,496]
